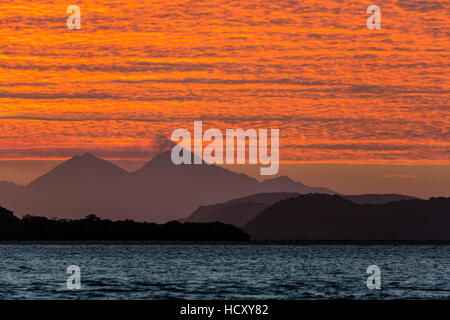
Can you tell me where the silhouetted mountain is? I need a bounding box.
[0,150,336,222]
[243,194,450,241]
[0,208,249,241]
[181,192,418,227]
[344,194,418,204]
[28,152,128,190]
[181,193,299,227]
[12,153,130,221]
[0,181,23,201]
[127,150,261,221]
[257,176,333,194]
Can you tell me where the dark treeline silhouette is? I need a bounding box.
[0,207,249,241]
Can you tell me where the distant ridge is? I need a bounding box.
[243,194,450,241]
[343,194,417,204]
[28,152,128,189]
[257,176,332,194]
[0,150,336,222]
[180,192,299,227]
[181,192,418,227]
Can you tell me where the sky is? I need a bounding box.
[0,1,448,195]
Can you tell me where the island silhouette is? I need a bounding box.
[243,194,450,241]
[181,192,417,227]
[0,206,249,241]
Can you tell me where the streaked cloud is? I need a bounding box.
[0,0,447,162]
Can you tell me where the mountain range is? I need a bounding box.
[1,150,446,241]
[181,192,417,227]
[243,194,450,241]
[0,150,335,222]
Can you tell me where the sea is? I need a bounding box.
[0,244,448,300]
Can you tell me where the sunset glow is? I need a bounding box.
[0,0,448,162]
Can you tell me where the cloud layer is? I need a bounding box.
[0,0,448,161]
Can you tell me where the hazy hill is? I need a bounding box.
[13,153,130,221]
[0,151,335,222]
[256,176,332,194]
[181,192,299,227]
[28,153,128,190]
[243,194,450,241]
[181,192,417,227]
[343,194,417,204]
[0,181,23,202]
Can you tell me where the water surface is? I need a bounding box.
[0,244,448,299]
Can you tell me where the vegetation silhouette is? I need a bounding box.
[0,206,249,241]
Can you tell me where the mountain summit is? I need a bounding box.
[0,150,335,222]
[28,153,128,190]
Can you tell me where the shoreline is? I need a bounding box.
[1,240,450,245]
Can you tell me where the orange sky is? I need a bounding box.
[0,0,448,163]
